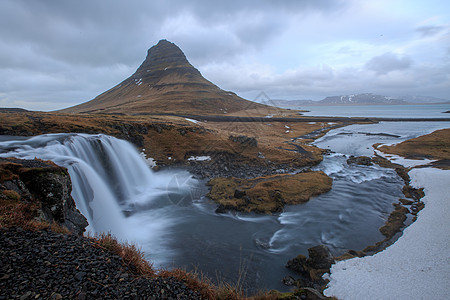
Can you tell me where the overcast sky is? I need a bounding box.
[1,0,449,111]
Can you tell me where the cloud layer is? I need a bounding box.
[0,0,449,110]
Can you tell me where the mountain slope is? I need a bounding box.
[60,40,267,115]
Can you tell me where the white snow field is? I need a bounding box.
[324,167,450,299]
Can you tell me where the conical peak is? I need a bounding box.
[136,39,192,73]
[147,40,187,62]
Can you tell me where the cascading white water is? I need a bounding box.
[0,133,160,239]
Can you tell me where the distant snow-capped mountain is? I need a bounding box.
[270,93,449,108]
[320,93,407,105]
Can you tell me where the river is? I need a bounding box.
[0,118,449,293]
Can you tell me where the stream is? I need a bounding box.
[1,121,449,293]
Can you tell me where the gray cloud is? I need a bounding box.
[0,0,449,110]
[416,25,445,37]
[365,52,412,75]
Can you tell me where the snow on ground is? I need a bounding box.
[324,167,450,299]
[185,118,200,124]
[374,149,436,168]
[187,155,211,161]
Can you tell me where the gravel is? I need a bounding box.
[0,227,202,299]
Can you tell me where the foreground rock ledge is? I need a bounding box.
[208,171,332,214]
[0,227,200,299]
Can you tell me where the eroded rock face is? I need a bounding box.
[0,158,88,235]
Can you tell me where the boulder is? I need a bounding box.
[285,245,335,292]
[307,245,335,270]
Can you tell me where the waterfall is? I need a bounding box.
[0,133,158,240]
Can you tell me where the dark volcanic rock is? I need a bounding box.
[0,158,88,235]
[0,227,201,299]
[286,245,335,292]
[307,245,335,270]
[347,155,373,166]
[234,188,246,198]
[228,135,258,147]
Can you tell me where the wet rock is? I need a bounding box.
[234,188,246,198]
[307,245,335,270]
[399,198,414,205]
[286,254,308,276]
[285,245,335,293]
[282,275,297,286]
[347,155,373,166]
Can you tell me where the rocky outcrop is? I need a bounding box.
[347,155,373,166]
[285,245,335,293]
[0,158,87,234]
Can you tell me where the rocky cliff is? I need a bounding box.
[0,157,87,234]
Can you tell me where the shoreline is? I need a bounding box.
[132,112,450,123]
[324,166,450,299]
[1,112,449,298]
[323,129,450,299]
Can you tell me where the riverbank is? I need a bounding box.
[2,111,449,298]
[324,167,450,299]
[324,128,450,299]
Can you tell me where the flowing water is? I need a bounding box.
[1,119,449,293]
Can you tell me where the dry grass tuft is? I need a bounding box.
[159,268,219,299]
[0,201,38,228]
[92,233,156,277]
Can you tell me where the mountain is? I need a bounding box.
[319,93,407,105]
[399,95,450,104]
[269,99,316,108]
[60,40,268,115]
[268,93,408,108]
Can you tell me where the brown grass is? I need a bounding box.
[0,198,71,234]
[379,128,450,169]
[91,233,156,277]
[208,171,332,213]
[0,111,331,169]
[0,200,38,228]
